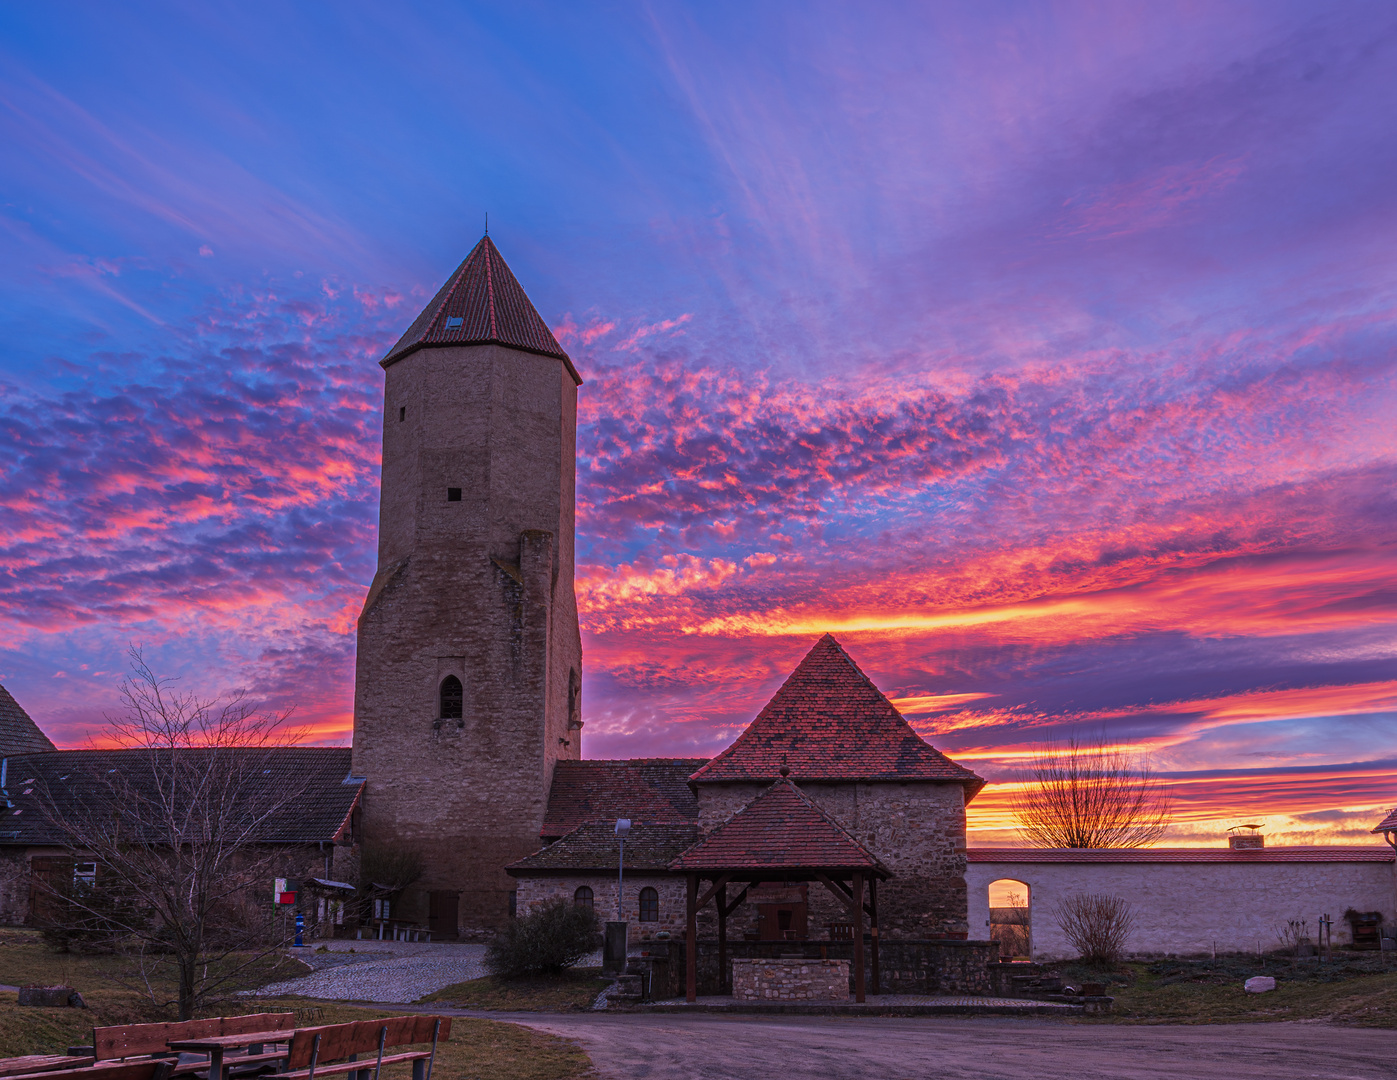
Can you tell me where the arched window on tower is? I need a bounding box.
[638,887,659,922]
[574,886,593,909]
[439,676,463,720]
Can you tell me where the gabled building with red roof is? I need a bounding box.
[510,633,986,942]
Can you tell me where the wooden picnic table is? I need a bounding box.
[0,1058,96,1079]
[165,1030,289,1080]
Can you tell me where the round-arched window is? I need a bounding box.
[574,886,593,909]
[440,676,463,720]
[638,887,659,922]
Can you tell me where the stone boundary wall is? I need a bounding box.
[731,958,849,1001]
[967,855,1397,960]
[648,937,996,998]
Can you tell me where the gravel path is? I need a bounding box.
[255,942,489,1004]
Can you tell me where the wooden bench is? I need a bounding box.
[268,1017,449,1080]
[0,1057,100,1079]
[3,1060,175,1080]
[94,1012,296,1078]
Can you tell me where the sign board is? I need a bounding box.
[274,878,300,905]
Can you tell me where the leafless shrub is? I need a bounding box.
[1013,737,1172,848]
[1277,918,1312,965]
[1052,893,1134,966]
[32,647,309,1018]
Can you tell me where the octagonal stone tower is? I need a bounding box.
[351,235,583,936]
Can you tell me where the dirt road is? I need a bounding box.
[502,1012,1392,1079]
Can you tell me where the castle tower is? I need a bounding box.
[351,235,583,935]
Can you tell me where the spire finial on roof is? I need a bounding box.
[779,753,790,778]
[485,212,488,237]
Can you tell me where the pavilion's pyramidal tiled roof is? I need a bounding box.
[689,634,984,792]
[381,234,581,383]
[1372,808,1397,834]
[509,821,700,873]
[670,778,886,873]
[0,684,55,758]
[542,758,706,838]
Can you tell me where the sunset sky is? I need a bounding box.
[2,2,1394,846]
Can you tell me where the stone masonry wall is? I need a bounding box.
[649,938,995,998]
[696,780,970,936]
[967,855,1397,959]
[514,872,686,943]
[730,958,849,1001]
[353,343,582,936]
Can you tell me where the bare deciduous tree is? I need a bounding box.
[1012,737,1172,848]
[1053,893,1135,966]
[33,648,309,1019]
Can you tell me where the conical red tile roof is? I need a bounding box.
[689,634,984,793]
[381,235,581,383]
[670,778,886,872]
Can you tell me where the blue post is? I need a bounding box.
[295,912,305,947]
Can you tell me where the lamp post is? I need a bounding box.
[604,819,632,976]
[615,818,631,920]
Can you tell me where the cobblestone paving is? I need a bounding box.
[255,942,489,1003]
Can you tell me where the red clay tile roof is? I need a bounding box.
[670,779,887,873]
[0,684,55,758]
[1372,808,1397,834]
[542,759,708,838]
[967,847,1395,863]
[381,235,581,383]
[508,821,700,873]
[690,635,983,793]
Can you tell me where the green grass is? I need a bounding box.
[421,969,610,1012]
[1053,955,1397,1026]
[0,930,595,1079]
[0,928,309,1002]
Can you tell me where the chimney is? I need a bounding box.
[1228,824,1264,849]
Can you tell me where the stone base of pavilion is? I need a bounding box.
[622,993,1090,1016]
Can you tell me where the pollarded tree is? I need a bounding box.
[30,648,312,1018]
[1011,737,1171,849]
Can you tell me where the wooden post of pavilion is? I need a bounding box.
[686,873,698,1002]
[869,874,880,996]
[717,881,728,993]
[851,870,866,1003]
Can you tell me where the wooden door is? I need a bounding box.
[428,891,459,939]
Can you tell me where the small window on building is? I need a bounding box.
[440,675,463,720]
[445,316,464,329]
[574,886,594,909]
[399,406,406,422]
[638,886,659,922]
[447,487,462,502]
[73,862,96,887]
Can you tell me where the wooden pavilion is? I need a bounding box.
[669,772,890,1002]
